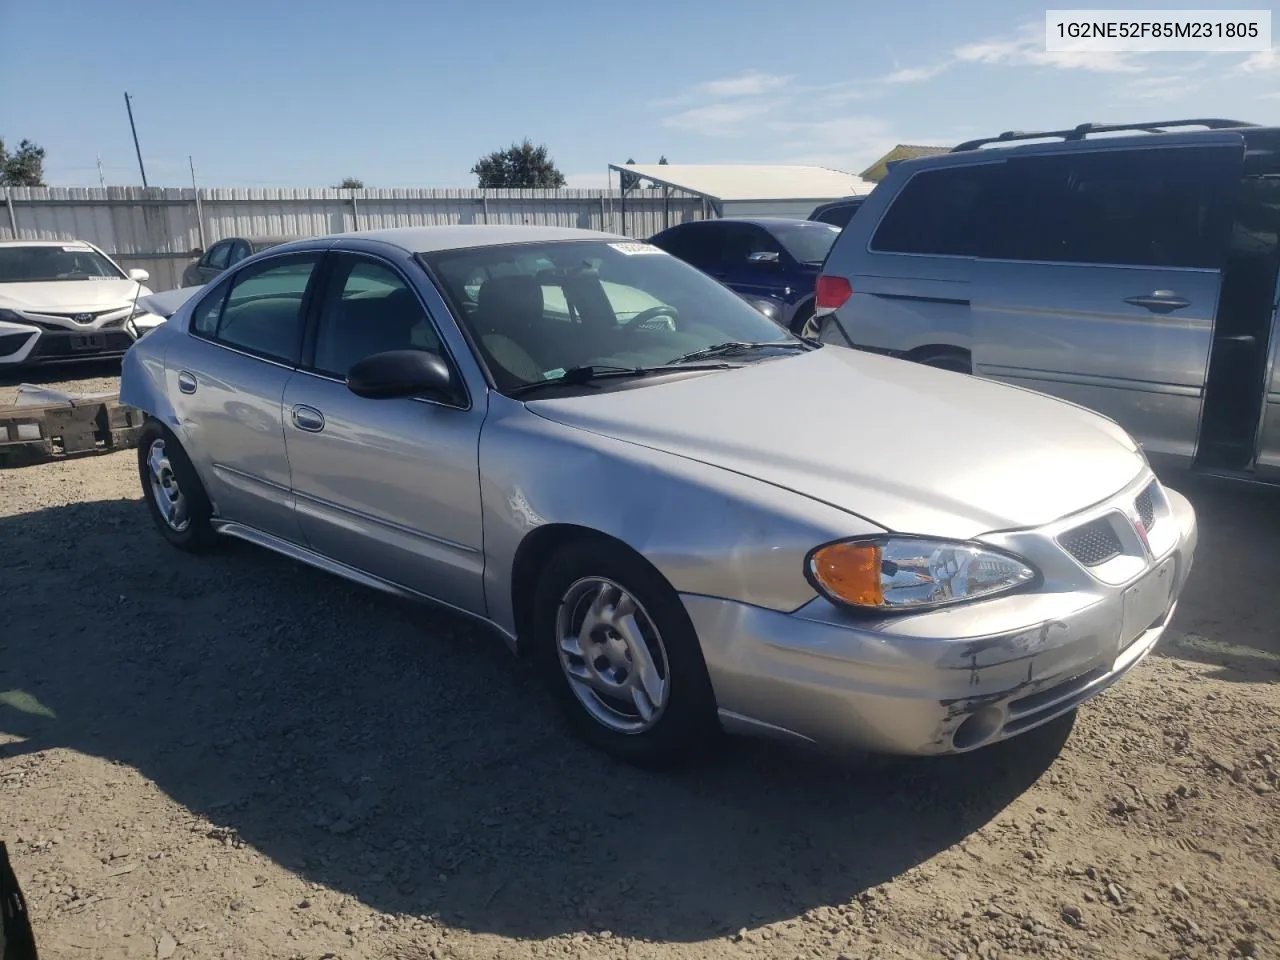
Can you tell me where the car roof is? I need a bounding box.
[0,239,97,248]
[671,217,835,229]
[339,225,629,253]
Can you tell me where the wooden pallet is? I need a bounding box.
[0,396,145,468]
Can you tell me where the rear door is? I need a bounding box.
[716,223,787,301]
[973,141,1242,465]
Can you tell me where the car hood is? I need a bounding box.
[525,347,1147,540]
[0,279,152,312]
[139,284,205,318]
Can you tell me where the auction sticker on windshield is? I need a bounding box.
[608,242,664,255]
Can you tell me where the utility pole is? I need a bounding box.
[96,153,106,188]
[124,92,148,188]
[189,155,207,251]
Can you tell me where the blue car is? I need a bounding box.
[647,218,841,333]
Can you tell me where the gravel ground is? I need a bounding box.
[1,366,1278,960]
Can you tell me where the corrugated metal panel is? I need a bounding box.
[1,187,704,289]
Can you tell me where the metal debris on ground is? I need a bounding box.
[0,384,144,468]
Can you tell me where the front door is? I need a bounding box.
[281,252,488,614]
[973,142,1242,466]
[169,252,322,538]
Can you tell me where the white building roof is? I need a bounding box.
[608,163,874,202]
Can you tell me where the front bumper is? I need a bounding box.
[684,483,1198,756]
[0,318,144,366]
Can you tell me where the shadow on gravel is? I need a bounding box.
[0,498,1106,942]
[1153,469,1280,683]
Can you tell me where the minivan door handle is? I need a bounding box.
[1124,291,1191,312]
[290,404,325,433]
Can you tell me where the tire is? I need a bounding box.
[137,420,219,553]
[788,302,814,336]
[532,537,721,767]
[913,348,972,375]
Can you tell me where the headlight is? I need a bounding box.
[805,536,1037,612]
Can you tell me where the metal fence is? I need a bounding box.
[1,187,709,291]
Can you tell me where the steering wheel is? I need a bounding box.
[618,304,679,333]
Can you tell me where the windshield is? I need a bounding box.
[770,221,841,265]
[0,245,126,283]
[422,239,796,393]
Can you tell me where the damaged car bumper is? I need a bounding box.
[683,474,1197,755]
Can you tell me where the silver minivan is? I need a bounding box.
[810,119,1280,485]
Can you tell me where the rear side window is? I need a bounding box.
[870,166,992,256]
[190,254,319,365]
[812,201,861,229]
[989,146,1238,269]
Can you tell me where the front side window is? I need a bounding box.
[195,254,318,364]
[989,146,1238,269]
[870,165,993,257]
[311,256,443,378]
[0,244,125,283]
[423,240,795,392]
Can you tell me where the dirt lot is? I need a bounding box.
[1,364,1278,960]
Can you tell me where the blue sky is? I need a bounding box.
[2,0,1277,189]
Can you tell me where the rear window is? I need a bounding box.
[870,166,992,257]
[770,221,840,265]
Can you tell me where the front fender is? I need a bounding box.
[478,396,884,635]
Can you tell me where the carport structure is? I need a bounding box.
[607,163,875,232]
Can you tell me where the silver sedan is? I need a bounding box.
[119,225,1198,766]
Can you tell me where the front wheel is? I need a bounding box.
[532,539,720,766]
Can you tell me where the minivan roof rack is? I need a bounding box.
[951,119,1258,152]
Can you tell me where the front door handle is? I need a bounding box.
[291,404,325,433]
[177,371,197,394]
[1124,290,1191,312]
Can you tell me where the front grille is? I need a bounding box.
[36,309,114,324]
[1058,517,1123,566]
[1134,482,1156,531]
[25,316,127,332]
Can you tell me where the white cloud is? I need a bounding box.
[701,71,792,98]
[663,99,790,137]
[883,63,951,84]
[1238,47,1278,73]
[953,24,1143,73]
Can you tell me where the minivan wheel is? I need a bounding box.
[914,348,972,375]
[532,538,720,766]
[137,420,218,553]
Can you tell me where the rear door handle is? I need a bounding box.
[177,371,197,394]
[1124,291,1191,312]
[291,404,325,433]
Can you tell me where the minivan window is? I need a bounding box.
[988,146,1238,269]
[870,166,992,257]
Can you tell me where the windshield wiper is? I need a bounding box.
[508,362,734,398]
[666,340,810,365]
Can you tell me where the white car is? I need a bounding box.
[0,240,166,368]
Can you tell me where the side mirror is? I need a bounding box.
[347,349,456,402]
[128,268,150,283]
[747,251,781,267]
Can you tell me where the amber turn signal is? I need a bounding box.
[808,541,885,607]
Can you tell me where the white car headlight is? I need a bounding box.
[806,536,1037,612]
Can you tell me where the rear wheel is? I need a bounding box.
[788,302,815,336]
[137,420,218,552]
[532,537,720,766]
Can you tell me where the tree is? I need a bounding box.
[0,137,46,187]
[471,139,566,188]
[334,176,364,189]
[649,155,670,190]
